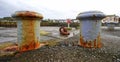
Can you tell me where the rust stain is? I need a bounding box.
[80,34,84,46]
[19,41,40,52]
[83,42,86,48]
[88,41,92,48]
[79,33,102,48]
[97,34,102,48]
[13,11,43,19]
[94,39,97,48]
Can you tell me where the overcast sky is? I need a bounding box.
[0,0,120,19]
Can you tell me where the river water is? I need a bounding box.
[0,26,79,43]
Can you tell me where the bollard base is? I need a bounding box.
[19,41,44,52]
[108,27,114,31]
[79,34,102,48]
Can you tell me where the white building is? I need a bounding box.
[102,15,119,23]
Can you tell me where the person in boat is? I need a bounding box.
[59,26,70,35]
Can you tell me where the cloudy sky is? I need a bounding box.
[0,0,120,19]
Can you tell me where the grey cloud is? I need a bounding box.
[0,0,74,19]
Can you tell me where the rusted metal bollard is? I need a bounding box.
[76,11,105,48]
[12,11,43,52]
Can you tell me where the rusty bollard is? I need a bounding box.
[12,11,43,52]
[76,11,105,48]
[106,22,117,30]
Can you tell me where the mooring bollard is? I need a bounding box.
[106,22,116,30]
[106,21,118,30]
[12,11,43,52]
[76,11,105,48]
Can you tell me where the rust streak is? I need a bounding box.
[79,34,102,48]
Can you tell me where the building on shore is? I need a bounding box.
[102,15,119,23]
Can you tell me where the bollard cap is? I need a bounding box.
[76,11,106,20]
[12,11,43,20]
